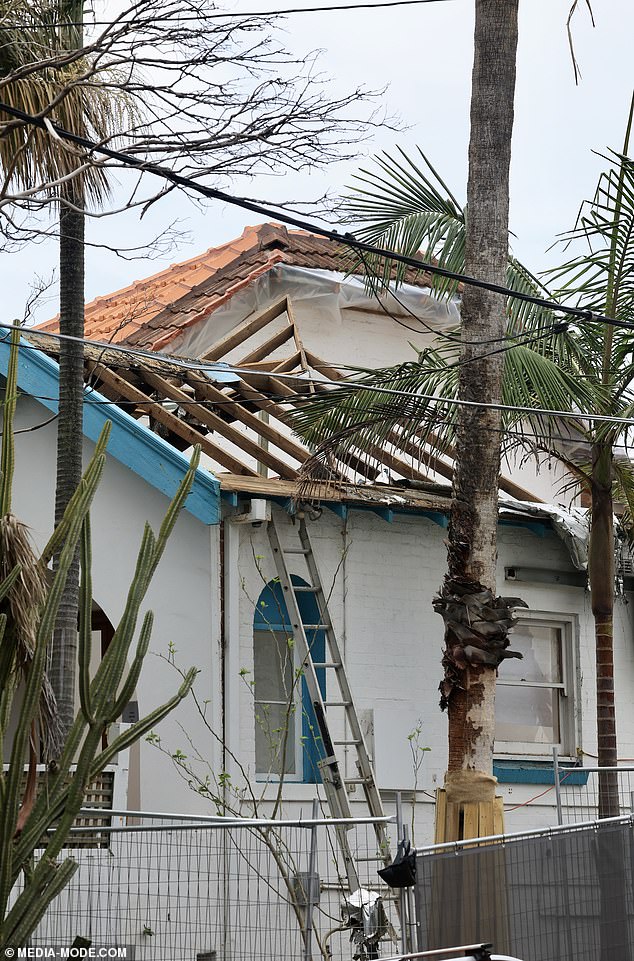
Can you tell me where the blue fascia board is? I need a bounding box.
[499,517,548,537]
[326,503,348,520]
[421,510,449,528]
[0,338,220,526]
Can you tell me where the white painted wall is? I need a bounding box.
[11,394,221,815]
[229,504,634,843]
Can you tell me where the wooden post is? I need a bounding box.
[427,790,509,954]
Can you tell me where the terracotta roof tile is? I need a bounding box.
[37,222,433,351]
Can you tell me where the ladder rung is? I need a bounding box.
[345,777,371,785]
[284,547,311,554]
[303,623,328,630]
[293,585,317,592]
[324,700,352,707]
[312,662,341,669]
[333,739,362,746]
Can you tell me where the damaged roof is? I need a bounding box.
[26,285,540,508]
[37,223,435,352]
[30,222,548,519]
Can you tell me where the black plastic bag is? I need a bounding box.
[377,839,416,888]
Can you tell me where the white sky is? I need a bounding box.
[3,0,634,326]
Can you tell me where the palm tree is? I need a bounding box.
[428,0,519,820]
[0,0,131,738]
[292,97,634,824]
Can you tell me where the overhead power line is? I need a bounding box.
[5,0,455,25]
[3,323,634,429]
[0,101,629,332]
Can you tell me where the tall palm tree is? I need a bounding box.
[292,98,634,824]
[0,0,129,738]
[431,0,519,818]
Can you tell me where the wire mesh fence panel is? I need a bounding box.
[415,816,634,961]
[557,768,634,823]
[32,817,402,961]
[497,763,634,831]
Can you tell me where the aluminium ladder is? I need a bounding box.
[268,512,392,891]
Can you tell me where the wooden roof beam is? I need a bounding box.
[90,363,259,476]
[139,368,299,480]
[186,371,311,465]
[235,323,295,366]
[305,350,541,500]
[198,296,290,362]
[240,371,433,485]
[235,375,380,482]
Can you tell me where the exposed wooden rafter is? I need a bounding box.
[25,293,544,504]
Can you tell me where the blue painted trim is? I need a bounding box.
[421,510,449,528]
[221,491,239,507]
[0,338,220,525]
[372,507,394,523]
[499,518,548,537]
[326,503,348,520]
[494,760,589,786]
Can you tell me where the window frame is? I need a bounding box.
[252,577,326,783]
[253,623,304,782]
[495,610,579,760]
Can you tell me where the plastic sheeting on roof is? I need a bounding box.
[168,264,460,360]
[500,499,590,571]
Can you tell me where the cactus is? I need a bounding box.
[0,331,198,948]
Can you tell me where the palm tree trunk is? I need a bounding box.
[590,446,630,961]
[49,180,84,739]
[590,443,619,818]
[442,0,519,806]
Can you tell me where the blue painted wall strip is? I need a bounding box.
[0,338,220,525]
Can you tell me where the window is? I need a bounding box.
[253,577,325,782]
[495,613,577,757]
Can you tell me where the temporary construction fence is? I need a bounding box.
[551,755,634,824]
[32,810,411,961]
[414,812,634,961]
[497,751,634,830]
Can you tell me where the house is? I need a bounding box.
[13,222,634,841]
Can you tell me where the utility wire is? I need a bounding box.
[0,101,629,332]
[5,324,634,428]
[353,245,572,365]
[4,0,456,25]
[1,382,597,449]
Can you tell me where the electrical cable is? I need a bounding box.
[4,327,631,438]
[0,381,596,450]
[0,101,629,332]
[4,0,456,25]
[4,324,633,427]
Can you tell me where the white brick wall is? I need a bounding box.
[230,504,634,841]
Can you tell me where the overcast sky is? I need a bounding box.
[3,0,634,326]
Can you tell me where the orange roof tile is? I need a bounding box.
[37,223,434,351]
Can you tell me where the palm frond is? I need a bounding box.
[341,147,569,341]
[546,98,634,331]
[291,329,610,491]
[342,147,466,299]
[612,458,634,546]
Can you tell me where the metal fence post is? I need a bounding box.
[303,798,320,961]
[553,745,563,825]
[395,792,411,954]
